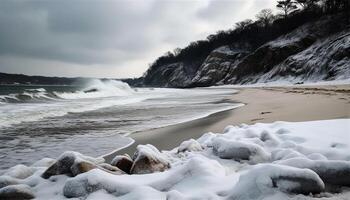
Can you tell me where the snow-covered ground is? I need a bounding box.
[1,119,349,199]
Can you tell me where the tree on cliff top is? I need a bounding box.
[255,9,275,27]
[277,0,298,18]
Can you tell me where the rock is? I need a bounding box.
[130,144,170,174]
[177,139,203,153]
[0,176,19,189]
[4,164,35,179]
[191,46,248,87]
[272,175,324,194]
[99,163,125,175]
[278,158,350,186]
[143,62,201,88]
[41,152,76,178]
[110,154,133,174]
[0,184,35,200]
[63,177,98,198]
[63,170,124,198]
[70,160,97,176]
[261,31,350,82]
[42,151,105,179]
[70,160,125,177]
[230,164,324,199]
[31,158,56,168]
[211,137,270,163]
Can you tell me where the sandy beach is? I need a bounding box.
[105,85,350,161]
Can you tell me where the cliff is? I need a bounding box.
[136,14,350,88]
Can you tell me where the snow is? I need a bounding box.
[0,119,349,199]
[177,139,203,153]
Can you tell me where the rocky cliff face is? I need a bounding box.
[191,46,248,87]
[142,62,198,88]
[257,31,350,82]
[138,15,349,88]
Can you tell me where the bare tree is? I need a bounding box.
[296,0,320,10]
[173,48,181,56]
[256,9,275,27]
[235,19,253,30]
[277,0,298,18]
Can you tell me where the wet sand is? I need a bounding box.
[104,85,350,161]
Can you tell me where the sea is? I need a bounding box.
[0,80,240,169]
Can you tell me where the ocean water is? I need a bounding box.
[0,80,239,169]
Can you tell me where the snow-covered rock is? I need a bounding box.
[42,151,105,178]
[229,164,325,199]
[110,154,133,174]
[130,144,170,174]
[98,163,126,175]
[1,119,349,199]
[0,184,35,200]
[0,175,19,189]
[277,158,350,186]
[4,164,34,179]
[177,139,203,153]
[211,137,270,163]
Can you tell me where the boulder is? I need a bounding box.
[31,158,56,168]
[278,158,350,186]
[211,137,270,163]
[229,164,324,199]
[0,184,35,200]
[70,160,97,176]
[272,175,324,194]
[41,152,77,178]
[71,160,125,177]
[99,163,125,175]
[111,154,133,174]
[63,177,99,198]
[177,139,203,153]
[63,170,124,198]
[130,144,170,174]
[4,164,35,179]
[0,176,19,189]
[42,151,105,178]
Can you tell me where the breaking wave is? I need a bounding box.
[0,80,134,104]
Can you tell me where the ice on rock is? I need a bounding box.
[130,144,170,174]
[277,158,350,186]
[4,164,35,179]
[2,119,349,199]
[229,164,325,200]
[31,158,56,168]
[307,153,328,160]
[0,184,35,200]
[196,132,216,147]
[177,139,203,153]
[0,175,20,188]
[64,155,225,199]
[271,149,306,161]
[42,151,105,178]
[211,136,270,163]
[111,154,133,174]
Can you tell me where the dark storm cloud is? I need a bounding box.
[0,0,276,78]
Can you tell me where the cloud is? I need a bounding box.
[0,0,276,78]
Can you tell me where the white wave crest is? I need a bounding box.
[56,79,133,99]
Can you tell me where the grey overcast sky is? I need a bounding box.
[0,0,277,78]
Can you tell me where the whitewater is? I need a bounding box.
[0,80,240,169]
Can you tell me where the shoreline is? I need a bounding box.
[104,85,350,161]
